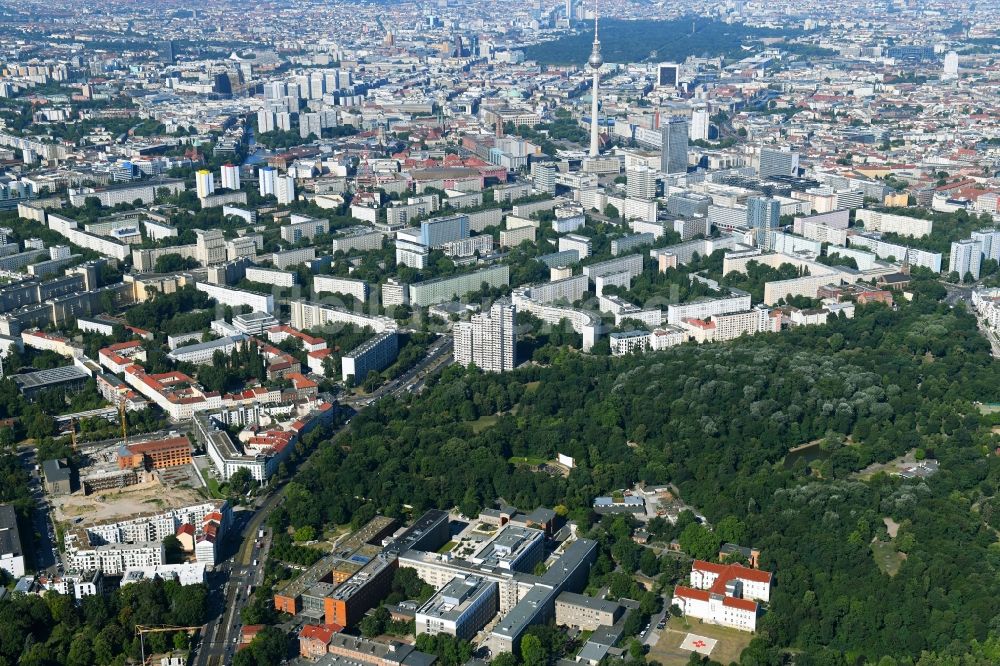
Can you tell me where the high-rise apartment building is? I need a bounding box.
[950,239,982,280]
[194,229,227,266]
[533,164,556,194]
[257,109,276,133]
[195,170,215,199]
[972,229,1000,262]
[747,197,781,251]
[259,167,277,197]
[626,166,657,200]
[420,215,470,248]
[758,147,800,179]
[943,51,959,79]
[220,164,240,191]
[275,175,296,205]
[689,106,710,141]
[263,81,286,100]
[300,112,322,139]
[660,118,689,174]
[453,301,517,373]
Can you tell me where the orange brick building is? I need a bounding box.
[118,436,193,471]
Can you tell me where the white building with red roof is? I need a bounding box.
[671,560,772,632]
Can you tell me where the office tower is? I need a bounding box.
[943,51,959,79]
[264,81,286,100]
[660,117,689,174]
[259,166,277,197]
[533,164,556,194]
[275,175,296,205]
[656,63,680,88]
[257,109,276,133]
[453,301,516,373]
[587,11,603,158]
[195,170,215,199]
[758,147,800,178]
[300,112,322,139]
[949,239,982,280]
[747,197,781,250]
[220,164,240,191]
[689,106,710,141]
[626,166,657,200]
[565,0,573,18]
[157,40,175,64]
[213,73,232,95]
[195,229,227,266]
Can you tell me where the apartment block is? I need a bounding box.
[342,331,399,385]
[453,301,516,373]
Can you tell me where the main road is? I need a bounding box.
[192,335,453,666]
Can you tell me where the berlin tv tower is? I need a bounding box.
[587,2,602,158]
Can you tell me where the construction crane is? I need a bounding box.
[135,625,203,665]
[116,387,129,448]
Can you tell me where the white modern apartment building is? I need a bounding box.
[848,235,942,272]
[454,301,516,373]
[950,239,983,279]
[245,266,297,288]
[855,209,933,238]
[666,293,752,325]
[271,247,315,270]
[68,542,165,576]
[582,254,643,283]
[290,300,397,334]
[313,275,369,302]
[195,170,215,199]
[167,335,247,365]
[196,282,275,314]
[46,213,129,260]
[220,164,240,190]
[342,330,399,384]
[281,215,330,244]
[275,175,296,204]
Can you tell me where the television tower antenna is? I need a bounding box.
[587,0,603,158]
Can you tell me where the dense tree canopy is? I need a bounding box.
[283,282,1000,664]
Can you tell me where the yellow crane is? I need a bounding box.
[134,624,203,664]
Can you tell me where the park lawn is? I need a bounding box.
[508,456,548,466]
[646,616,753,666]
[872,540,906,576]
[468,414,499,434]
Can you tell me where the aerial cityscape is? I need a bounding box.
[0,0,999,665]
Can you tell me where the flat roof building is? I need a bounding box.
[13,365,90,399]
[416,575,498,640]
[0,504,25,578]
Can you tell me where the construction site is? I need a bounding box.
[50,397,206,530]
